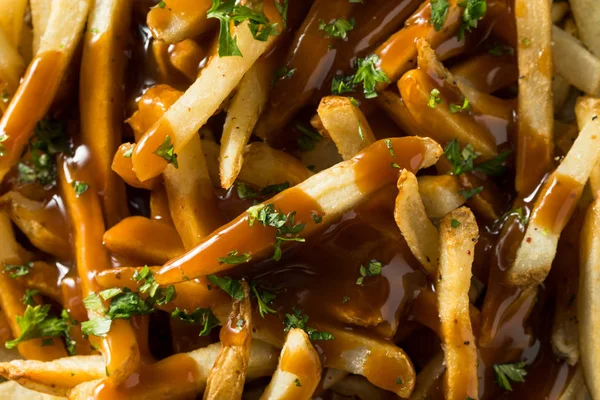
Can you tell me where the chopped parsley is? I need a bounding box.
[5,305,69,349]
[444,139,511,177]
[153,135,178,168]
[459,186,483,199]
[458,0,487,41]
[4,262,34,278]
[207,0,280,57]
[251,282,276,318]
[72,181,89,197]
[311,212,323,224]
[494,361,527,391]
[273,66,296,85]
[295,378,302,387]
[0,134,7,156]
[275,0,288,29]
[81,317,112,338]
[474,149,512,176]
[22,289,39,306]
[296,123,322,151]
[385,138,396,157]
[123,146,134,158]
[331,74,356,95]
[236,181,290,200]
[396,377,403,385]
[430,0,450,31]
[208,275,276,318]
[428,88,443,108]
[449,97,471,114]
[342,296,350,304]
[99,288,123,301]
[218,250,252,265]
[451,219,461,228]
[284,308,334,340]
[319,18,355,39]
[152,1,166,8]
[172,307,220,336]
[488,43,514,56]
[356,259,382,285]
[358,121,365,141]
[352,54,390,99]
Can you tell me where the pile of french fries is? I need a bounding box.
[0,0,599,399]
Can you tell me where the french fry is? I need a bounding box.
[204,282,252,400]
[316,96,377,160]
[575,97,600,198]
[514,0,554,195]
[146,0,214,44]
[569,0,600,58]
[80,0,133,226]
[12,262,61,304]
[150,188,173,224]
[30,0,52,55]
[298,138,343,174]
[319,369,348,392]
[376,91,425,137]
[260,329,321,400]
[0,191,71,261]
[552,25,600,96]
[0,380,64,400]
[0,211,67,361]
[102,216,185,265]
[0,356,104,397]
[436,207,479,400]
[553,75,572,112]
[551,2,570,24]
[0,26,25,104]
[450,53,518,94]
[239,142,313,187]
[126,85,183,142]
[58,158,140,385]
[202,139,223,188]
[557,365,589,400]
[417,175,466,219]
[408,352,445,400]
[578,197,600,399]
[0,0,91,182]
[70,340,279,400]
[111,143,161,190]
[169,39,205,81]
[394,170,439,277]
[164,134,223,250]
[331,375,388,400]
[155,137,443,284]
[132,21,278,182]
[0,0,27,47]
[220,60,273,189]
[506,99,600,286]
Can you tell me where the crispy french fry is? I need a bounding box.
[376,91,425,137]
[331,375,388,400]
[80,0,132,226]
[514,0,554,195]
[58,157,140,385]
[12,262,61,304]
[146,0,213,44]
[204,282,252,400]
[0,211,67,361]
[408,352,445,400]
[0,0,91,182]
[507,99,600,286]
[239,142,313,187]
[155,137,443,284]
[552,25,600,96]
[569,0,600,58]
[317,96,377,160]
[298,138,343,174]
[0,26,25,104]
[557,364,589,400]
[0,356,104,397]
[111,143,161,190]
[126,85,183,141]
[169,39,205,81]
[260,328,321,400]
[575,98,600,198]
[395,170,439,277]
[70,340,279,400]
[220,60,273,189]
[0,380,64,400]
[436,207,479,400]
[578,197,600,399]
[450,53,518,94]
[30,0,52,55]
[132,21,278,182]
[417,175,466,219]
[164,134,223,250]
[553,74,572,112]
[0,0,27,47]
[102,216,185,265]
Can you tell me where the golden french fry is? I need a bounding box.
[557,365,589,400]
[0,25,25,104]
[551,2,570,24]
[30,0,52,55]
[132,21,278,182]
[450,53,518,94]
[155,137,443,284]
[320,369,348,392]
[514,0,554,195]
[553,75,572,113]
[507,99,600,286]
[578,197,600,399]
[575,97,600,198]
[0,0,91,182]
[260,329,321,400]
[552,25,600,96]
[554,121,579,156]
[111,143,161,190]
[220,59,273,189]
[437,207,479,400]
[146,0,213,44]
[569,0,600,57]
[11,262,61,304]
[417,175,466,219]
[298,138,343,174]
[375,91,425,137]
[169,39,205,81]
[331,375,388,400]
[0,0,27,47]
[102,216,185,265]
[408,352,445,400]
[317,96,377,160]
[0,380,64,400]
[0,356,104,397]
[395,170,439,277]
[80,0,132,226]
[164,134,223,250]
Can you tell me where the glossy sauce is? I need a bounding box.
[531,174,583,235]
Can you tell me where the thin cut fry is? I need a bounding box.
[0,356,104,397]
[575,97,600,198]
[578,197,600,399]
[553,74,572,112]
[0,0,27,47]
[0,380,64,400]
[30,0,52,55]
[557,365,589,400]
[0,26,25,103]
[102,216,185,265]
[514,0,554,195]
[132,21,278,182]
[68,340,279,400]
[376,91,425,137]
[417,175,466,219]
[204,282,252,400]
[331,375,389,400]
[317,96,377,160]
[260,329,321,400]
[80,0,133,226]
[437,207,479,400]
[0,0,91,182]
[111,143,161,190]
[156,137,443,284]
[395,170,439,277]
[552,25,600,96]
[551,2,570,24]
[507,99,600,286]
[450,54,518,94]
[12,262,61,303]
[220,59,273,189]
[569,0,600,57]
[408,352,445,400]
[146,0,213,44]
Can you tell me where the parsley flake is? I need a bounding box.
[430,0,450,31]
[284,308,334,340]
[352,54,390,99]
[494,361,527,391]
[319,18,355,39]
[459,186,483,200]
[4,262,34,278]
[72,181,89,197]
[5,305,69,349]
[218,250,252,265]
[172,307,220,336]
[451,219,461,228]
[458,0,487,40]
[22,289,39,306]
[356,260,382,285]
[449,97,471,114]
[154,135,178,168]
[296,123,322,151]
[428,88,443,108]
